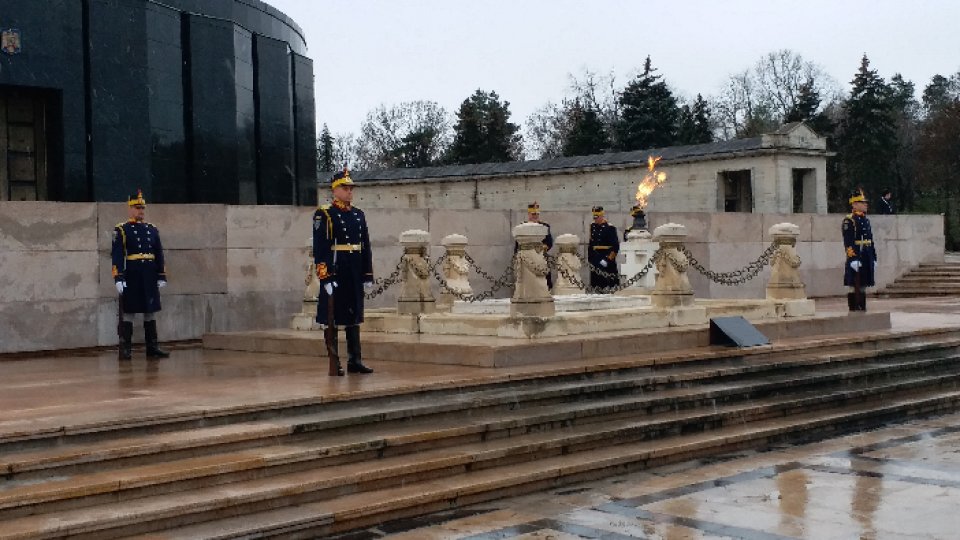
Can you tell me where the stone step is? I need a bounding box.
[7,384,960,540]
[2,356,958,529]
[882,289,960,297]
[4,325,955,453]
[894,276,960,283]
[4,332,957,485]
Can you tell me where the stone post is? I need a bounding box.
[616,229,659,296]
[437,234,472,312]
[553,234,583,296]
[766,222,806,300]
[397,229,436,315]
[511,222,555,317]
[650,223,694,308]
[291,237,319,330]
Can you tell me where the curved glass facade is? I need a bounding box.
[0,0,316,205]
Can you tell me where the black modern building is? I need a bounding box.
[0,0,316,205]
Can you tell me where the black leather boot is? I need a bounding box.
[847,293,857,312]
[119,321,133,361]
[858,292,867,311]
[144,320,170,358]
[345,326,373,374]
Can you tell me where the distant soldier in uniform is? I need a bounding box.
[314,167,374,375]
[112,190,169,360]
[515,202,554,290]
[843,188,877,311]
[877,188,896,215]
[588,205,620,290]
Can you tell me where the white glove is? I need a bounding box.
[364,282,374,291]
[158,280,167,288]
[599,259,608,268]
[849,260,861,271]
[324,282,336,295]
[115,281,126,294]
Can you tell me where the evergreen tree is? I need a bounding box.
[677,94,713,145]
[836,55,898,199]
[446,90,521,164]
[318,124,335,172]
[389,127,440,168]
[615,56,679,150]
[562,98,610,156]
[785,78,821,123]
[922,74,960,117]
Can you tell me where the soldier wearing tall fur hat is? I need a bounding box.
[112,189,169,360]
[313,166,375,375]
[588,205,620,289]
[842,188,877,311]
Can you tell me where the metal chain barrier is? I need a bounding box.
[433,252,517,302]
[363,257,405,299]
[679,242,780,285]
[557,249,661,294]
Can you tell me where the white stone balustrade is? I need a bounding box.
[618,229,659,296]
[650,223,694,308]
[510,222,555,317]
[397,229,436,315]
[553,234,583,296]
[437,234,472,312]
[766,222,806,300]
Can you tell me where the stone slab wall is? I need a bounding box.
[0,202,944,353]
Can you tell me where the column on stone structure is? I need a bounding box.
[397,229,436,315]
[553,234,583,296]
[650,223,694,308]
[617,229,659,296]
[437,234,472,312]
[510,222,555,317]
[291,236,320,330]
[766,222,806,300]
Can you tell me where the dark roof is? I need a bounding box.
[351,137,764,183]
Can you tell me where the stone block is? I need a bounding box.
[668,305,708,326]
[0,250,99,302]
[0,299,99,353]
[803,268,841,297]
[0,202,97,251]
[650,212,709,242]
[896,214,943,242]
[364,209,429,249]
[708,212,764,243]
[226,206,314,249]
[227,248,307,293]
[810,213,842,244]
[429,209,511,247]
[96,293,230,346]
[780,299,816,317]
[98,249,227,297]
[98,203,227,250]
[806,241,845,270]
[362,312,420,334]
[869,215,897,242]
[761,214,812,242]
[223,290,303,333]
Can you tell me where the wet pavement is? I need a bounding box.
[4,296,960,539]
[352,412,960,540]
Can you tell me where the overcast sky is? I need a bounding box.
[266,0,960,137]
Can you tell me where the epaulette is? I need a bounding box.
[318,205,333,237]
[844,213,853,220]
[319,204,330,210]
[114,221,127,229]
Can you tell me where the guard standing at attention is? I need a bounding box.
[842,188,877,311]
[588,205,620,290]
[112,189,169,360]
[314,167,375,375]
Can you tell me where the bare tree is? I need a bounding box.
[354,101,451,169]
[524,101,570,159]
[711,50,840,139]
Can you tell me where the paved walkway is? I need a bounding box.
[361,412,960,539]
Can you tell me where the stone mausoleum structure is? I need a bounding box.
[352,123,827,215]
[0,0,316,205]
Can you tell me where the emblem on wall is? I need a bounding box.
[1,28,21,55]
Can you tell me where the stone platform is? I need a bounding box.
[204,309,890,368]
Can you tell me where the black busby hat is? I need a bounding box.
[127,189,146,207]
[331,166,356,189]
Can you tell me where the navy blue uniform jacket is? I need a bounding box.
[588,221,620,288]
[112,220,166,313]
[314,200,374,326]
[842,212,877,287]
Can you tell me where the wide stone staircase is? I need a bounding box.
[3,328,960,539]
[882,261,960,297]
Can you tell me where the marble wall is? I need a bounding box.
[0,202,944,353]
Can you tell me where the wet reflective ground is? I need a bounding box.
[341,412,960,539]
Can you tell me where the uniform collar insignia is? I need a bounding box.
[332,199,351,211]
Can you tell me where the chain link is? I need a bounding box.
[554,250,660,294]
[363,257,405,299]
[679,242,779,285]
[433,252,517,302]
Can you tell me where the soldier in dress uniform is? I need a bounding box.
[112,190,169,360]
[515,202,554,290]
[588,206,620,290]
[314,167,374,375]
[842,188,877,311]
